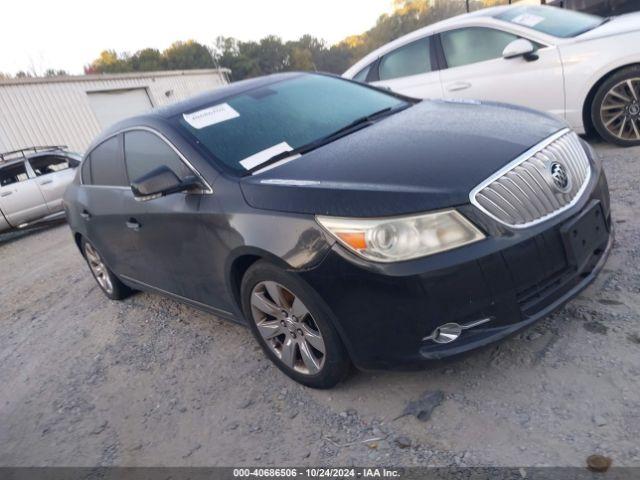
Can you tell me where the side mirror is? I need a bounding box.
[502,39,538,61]
[131,166,200,201]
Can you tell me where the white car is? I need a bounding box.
[343,5,640,146]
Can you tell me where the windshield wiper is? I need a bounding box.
[246,105,407,174]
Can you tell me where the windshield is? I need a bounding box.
[174,74,407,174]
[496,6,604,38]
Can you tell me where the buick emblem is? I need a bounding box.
[550,162,570,193]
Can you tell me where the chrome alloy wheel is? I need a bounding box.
[85,243,114,295]
[600,77,640,141]
[250,281,326,375]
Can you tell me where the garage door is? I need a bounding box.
[87,88,153,130]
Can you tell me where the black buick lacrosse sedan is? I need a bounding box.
[64,72,612,388]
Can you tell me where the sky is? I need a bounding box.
[0,0,393,75]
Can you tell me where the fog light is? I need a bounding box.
[427,323,463,344]
[423,318,492,344]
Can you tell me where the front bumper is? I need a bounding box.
[300,167,612,370]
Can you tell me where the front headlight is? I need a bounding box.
[316,210,485,263]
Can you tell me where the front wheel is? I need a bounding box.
[241,261,351,388]
[591,66,640,147]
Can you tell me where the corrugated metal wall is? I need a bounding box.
[0,69,229,154]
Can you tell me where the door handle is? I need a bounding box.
[447,82,472,92]
[0,191,11,197]
[80,209,92,220]
[126,218,141,230]
[40,179,53,185]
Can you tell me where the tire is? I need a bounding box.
[240,261,351,389]
[81,238,133,301]
[591,65,640,147]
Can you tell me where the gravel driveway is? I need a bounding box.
[0,139,638,468]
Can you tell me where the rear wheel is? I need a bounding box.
[82,238,132,300]
[591,66,640,147]
[241,261,351,388]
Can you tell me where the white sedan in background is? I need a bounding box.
[343,5,640,147]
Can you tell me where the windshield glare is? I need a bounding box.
[496,6,603,38]
[175,75,406,174]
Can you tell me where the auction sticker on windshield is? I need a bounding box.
[239,142,296,170]
[511,13,544,27]
[183,103,240,129]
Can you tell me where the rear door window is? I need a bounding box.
[88,135,129,186]
[29,155,78,176]
[123,130,191,182]
[0,163,30,187]
[378,37,432,81]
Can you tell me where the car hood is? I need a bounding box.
[578,12,640,41]
[240,100,566,217]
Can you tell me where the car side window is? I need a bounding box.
[88,136,129,187]
[124,130,192,183]
[378,37,432,81]
[29,155,77,176]
[0,163,29,187]
[353,65,371,83]
[441,27,519,69]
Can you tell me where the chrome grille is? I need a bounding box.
[470,129,592,229]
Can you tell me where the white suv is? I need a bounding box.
[0,146,81,233]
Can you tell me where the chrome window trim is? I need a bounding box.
[469,128,592,229]
[80,126,213,194]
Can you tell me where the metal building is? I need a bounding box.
[0,69,230,154]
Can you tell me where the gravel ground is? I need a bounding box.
[0,139,639,468]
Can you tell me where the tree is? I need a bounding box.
[256,36,289,74]
[163,41,215,70]
[130,48,165,71]
[44,69,68,77]
[286,35,329,71]
[214,36,261,80]
[85,50,132,74]
[288,47,315,71]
